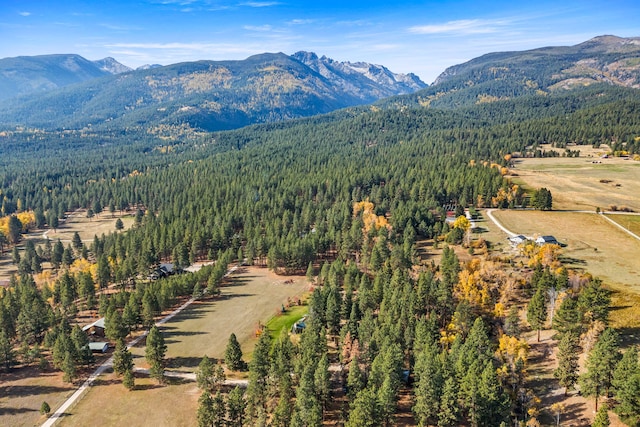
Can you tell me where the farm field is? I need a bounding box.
[56,266,309,426]
[510,149,640,212]
[490,210,640,292]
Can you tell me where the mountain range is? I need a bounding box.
[0,52,426,132]
[0,35,638,132]
[385,35,640,110]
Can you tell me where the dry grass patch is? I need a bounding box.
[57,372,200,427]
[511,154,640,211]
[490,210,640,292]
[0,368,75,427]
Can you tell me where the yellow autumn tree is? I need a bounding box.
[353,199,390,233]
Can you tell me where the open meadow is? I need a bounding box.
[491,210,640,292]
[510,146,640,212]
[56,266,309,427]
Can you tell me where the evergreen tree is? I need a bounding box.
[0,331,16,371]
[413,341,443,425]
[614,373,640,426]
[438,376,460,427]
[503,305,521,337]
[580,328,621,411]
[554,331,580,395]
[112,339,133,377]
[224,333,243,371]
[196,355,216,392]
[613,346,640,426]
[592,404,610,427]
[62,351,77,383]
[40,401,51,416]
[226,386,246,427]
[123,368,135,390]
[197,392,215,427]
[314,354,330,410]
[72,231,83,250]
[346,388,380,427]
[145,325,167,383]
[527,287,547,342]
[115,218,124,231]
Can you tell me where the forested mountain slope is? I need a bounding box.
[0,54,110,101]
[381,35,640,109]
[0,52,425,132]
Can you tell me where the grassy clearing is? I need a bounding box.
[0,368,75,427]
[605,214,640,236]
[265,303,309,341]
[127,266,309,374]
[510,153,640,212]
[57,372,200,427]
[490,210,640,292]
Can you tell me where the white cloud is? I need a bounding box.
[408,19,511,35]
[288,19,313,25]
[19,11,31,17]
[243,25,274,32]
[239,1,280,7]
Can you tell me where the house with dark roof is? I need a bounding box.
[536,235,559,245]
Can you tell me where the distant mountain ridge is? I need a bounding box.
[92,57,132,75]
[0,54,110,101]
[412,35,640,109]
[0,52,427,132]
[291,51,426,98]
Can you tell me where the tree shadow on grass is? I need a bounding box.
[0,406,39,416]
[166,356,206,370]
[133,383,165,391]
[0,384,73,397]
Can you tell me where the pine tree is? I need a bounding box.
[123,368,135,390]
[554,331,580,395]
[0,331,16,371]
[211,391,226,427]
[196,355,215,391]
[438,376,460,427]
[527,287,547,342]
[145,325,166,384]
[112,339,133,377]
[346,388,380,427]
[197,392,215,427]
[224,333,243,371]
[413,341,443,426]
[226,386,245,427]
[614,373,640,426]
[40,401,51,415]
[592,404,610,427]
[580,328,621,411]
[62,351,77,383]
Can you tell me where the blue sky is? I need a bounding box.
[1,0,639,83]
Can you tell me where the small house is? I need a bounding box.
[536,235,558,245]
[88,342,109,353]
[82,317,106,337]
[508,235,527,245]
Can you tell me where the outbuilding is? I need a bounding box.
[82,317,106,337]
[536,235,558,245]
